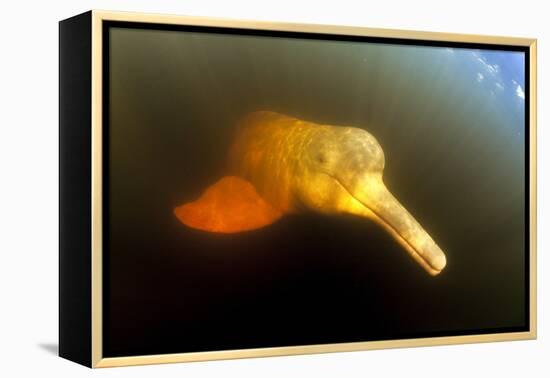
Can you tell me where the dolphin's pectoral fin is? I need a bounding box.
[174,176,283,233]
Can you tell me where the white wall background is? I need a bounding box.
[0,0,547,376]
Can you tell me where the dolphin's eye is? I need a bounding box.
[317,153,327,164]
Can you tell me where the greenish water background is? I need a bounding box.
[106,26,526,357]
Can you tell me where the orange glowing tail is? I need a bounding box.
[174,176,283,233]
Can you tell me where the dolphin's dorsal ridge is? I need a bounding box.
[174,176,283,233]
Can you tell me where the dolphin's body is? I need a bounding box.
[174,111,447,275]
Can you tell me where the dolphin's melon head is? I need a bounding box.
[295,126,385,213]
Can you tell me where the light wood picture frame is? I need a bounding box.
[59,10,537,368]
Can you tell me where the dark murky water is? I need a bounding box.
[105,25,527,357]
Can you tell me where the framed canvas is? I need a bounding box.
[59,10,537,368]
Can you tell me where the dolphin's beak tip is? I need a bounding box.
[427,253,447,276]
[434,253,447,271]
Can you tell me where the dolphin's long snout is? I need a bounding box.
[345,178,447,275]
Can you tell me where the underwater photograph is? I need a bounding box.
[103,23,528,357]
